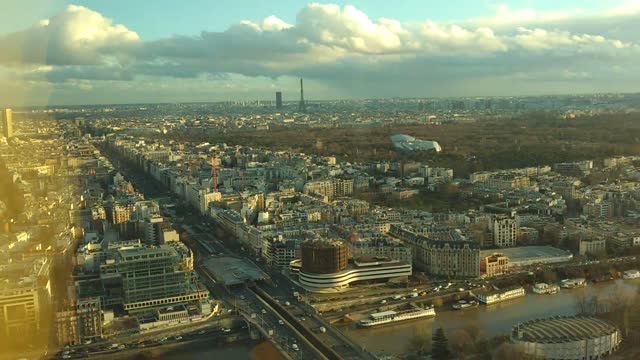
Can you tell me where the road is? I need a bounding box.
[49,322,246,360]
[232,286,318,360]
[160,206,320,360]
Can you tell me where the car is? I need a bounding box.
[284,301,290,306]
[292,344,299,351]
[223,328,231,333]
[198,330,206,335]
[278,319,284,325]
[261,308,267,314]
[300,317,306,321]
[240,295,245,300]
[379,299,387,304]
[62,356,71,359]
[175,336,183,340]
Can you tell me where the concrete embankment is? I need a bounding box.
[91,332,251,359]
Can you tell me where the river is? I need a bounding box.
[340,279,640,356]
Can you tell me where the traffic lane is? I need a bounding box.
[52,323,243,359]
[234,292,315,358]
[320,288,468,318]
[53,328,246,359]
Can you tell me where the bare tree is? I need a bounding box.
[407,327,432,356]
[450,329,475,358]
[494,342,520,360]
[463,321,482,343]
[574,293,601,315]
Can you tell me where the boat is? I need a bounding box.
[473,286,525,305]
[358,305,435,328]
[623,270,640,279]
[560,278,586,289]
[532,283,560,295]
[592,275,614,283]
[452,300,478,310]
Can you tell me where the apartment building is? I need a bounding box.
[493,217,518,247]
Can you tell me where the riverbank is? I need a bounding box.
[339,279,640,356]
[92,337,278,360]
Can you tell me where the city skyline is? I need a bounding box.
[1,1,640,106]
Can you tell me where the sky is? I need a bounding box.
[1,0,640,105]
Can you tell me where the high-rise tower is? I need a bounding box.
[1,108,12,139]
[298,78,307,112]
[275,91,283,109]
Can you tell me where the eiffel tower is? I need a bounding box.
[298,78,307,112]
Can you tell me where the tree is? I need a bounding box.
[407,328,432,356]
[462,322,481,343]
[449,329,474,358]
[473,339,492,360]
[494,343,520,360]
[432,327,452,360]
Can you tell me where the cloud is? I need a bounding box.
[0,5,139,67]
[295,3,410,53]
[1,2,640,104]
[512,27,635,55]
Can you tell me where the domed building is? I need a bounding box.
[511,316,621,359]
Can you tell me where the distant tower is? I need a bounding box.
[298,78,307,112]
[1,108,13,139]
[275,92,283,109]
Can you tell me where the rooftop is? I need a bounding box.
[514,316,619,343]
[201,256,267,286]
[481,246,571,262]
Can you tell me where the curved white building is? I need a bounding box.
[297,258,412,293]
[512,316,621,359]
[391,134,442,153]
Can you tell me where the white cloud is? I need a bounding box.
[1,2,640,104]
[418,22,507,54]
[239,15,293,32]
[294,3,411,53]
[0,5,139,67]
[471,4,585,28]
